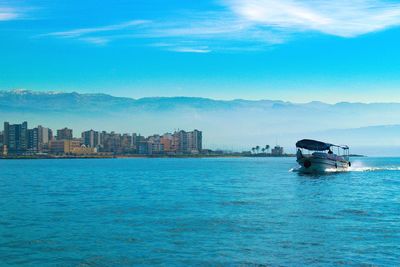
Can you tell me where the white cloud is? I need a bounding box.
[148,14,249,37]
[0,7,19,21]
[225,0,400,37]
[171,47,211,53]
[150,42,212,53]
[43,15,282,51]
[42,1,400,52]
[43,20,150,38]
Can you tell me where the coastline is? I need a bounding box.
[0,154,297,160]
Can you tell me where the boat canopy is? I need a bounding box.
[296,139,348,151]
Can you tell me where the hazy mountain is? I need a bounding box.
[1,89,400,155]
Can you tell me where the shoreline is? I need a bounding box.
[0,154,365,160]
[0,154,296,160]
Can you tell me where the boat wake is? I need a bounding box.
[348,166,400,172]
[290,165,400,173]
[347,160,400,172]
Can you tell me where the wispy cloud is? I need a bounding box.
[170,47,211,53]
[150,42,212,53]
[79,37,110,46]
[42,14,281,52]
[42,0,400,52]
[0,7,20,21]
[226,0,400,37]
[42,20,150,38]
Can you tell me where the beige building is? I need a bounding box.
[71,146,97,155]
[50,140,81,154]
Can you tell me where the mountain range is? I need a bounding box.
[1,89,400,155]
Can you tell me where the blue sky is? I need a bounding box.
[1,0,400,103]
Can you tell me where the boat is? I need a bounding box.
[295,139,351,173]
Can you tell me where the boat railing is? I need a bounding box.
[297,147,350,162]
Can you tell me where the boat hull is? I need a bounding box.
[297,157,350,173]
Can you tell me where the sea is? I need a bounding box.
[0,157,399,266]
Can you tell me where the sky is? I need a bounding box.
[1,0,400,103]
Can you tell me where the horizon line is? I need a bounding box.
[2,88,400,106]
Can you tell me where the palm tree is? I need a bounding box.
[256,145,260,154]
[251,147,255,154]
[265,145,270,154]
[261,148,266,154]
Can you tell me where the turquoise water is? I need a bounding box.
[1,157,399,266]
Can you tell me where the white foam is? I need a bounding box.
[349,166,400,172]
[347,160,400,172]
[290,165,400,173]
[289,167,300,172]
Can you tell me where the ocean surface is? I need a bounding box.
[0,157,399,266]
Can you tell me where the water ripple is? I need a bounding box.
[0,157,399,266]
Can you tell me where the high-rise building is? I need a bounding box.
[3,121,28,154]
[99,131,122,153]
[173,130,188,153]
[0,131,3,147]
[137,140,149,155]
[0,131,4,156]
[147,135,163,154]
[187,130,202,154]
[172,129,202,154]
[36,126,53,152]
[131,133,139,150]
[160,133,173,153]
[133,134,147,154]
[38,125,51,144]
[82,130,100,148]
[48,128,54,142]
[28,128,39,153]
[56,128,73,140]
[133,134,145,146]
[121,134,133,153]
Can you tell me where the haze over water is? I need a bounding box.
[1,157,399,266]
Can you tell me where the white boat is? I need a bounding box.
[296,139,351,173]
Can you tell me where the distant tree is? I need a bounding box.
[251,147,255,154]
[265,145,270,153]
[261,148,266,153]
[256,145,260,154]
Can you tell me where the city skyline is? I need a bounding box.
[1,1,400,103]
[1,120,289,157]
[0,120,203,156]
